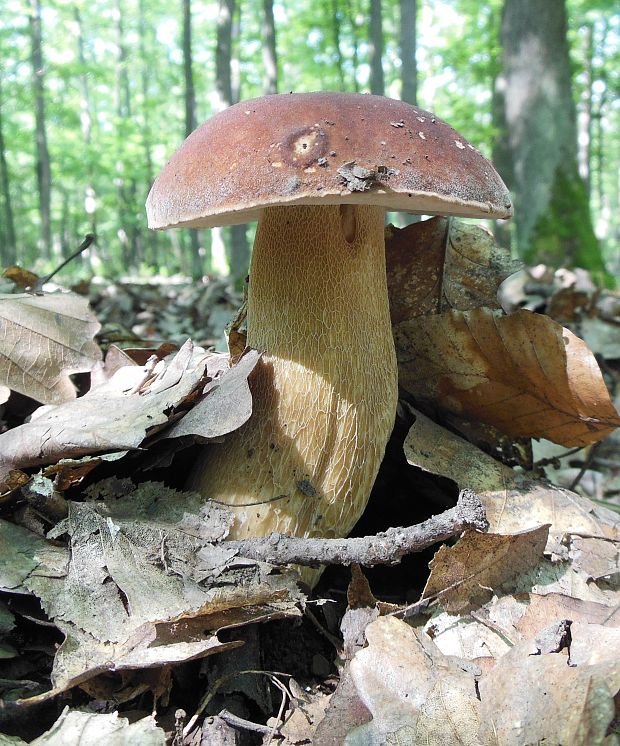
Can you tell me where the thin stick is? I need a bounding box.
[36,234,95,289]
[224,489,487,568]
[217,710,279,737]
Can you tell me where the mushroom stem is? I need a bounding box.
[187,204,398,581]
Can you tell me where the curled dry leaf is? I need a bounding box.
[346,616,482,745]
[0,292,102,404]
[1,479,302,698]
[422,525,549,614]
[386,217,521,324]
[478,622,620,746]
[404,409,620,544]
[0,342,259,483]
[395,307,620,446]
[3,708,166,746]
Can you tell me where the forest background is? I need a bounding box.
[0,0,618,286]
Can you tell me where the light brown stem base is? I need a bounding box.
[187,204,398,585]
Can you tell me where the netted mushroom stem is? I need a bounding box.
[186,204,398,585]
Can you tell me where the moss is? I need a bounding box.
[527,164,614,288]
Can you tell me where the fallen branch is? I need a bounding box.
[225,488,487,567]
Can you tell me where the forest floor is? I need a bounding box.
[1,224,620,745]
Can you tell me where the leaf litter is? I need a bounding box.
[1,219,620,743]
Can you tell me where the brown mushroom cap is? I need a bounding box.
[146,92,513,230]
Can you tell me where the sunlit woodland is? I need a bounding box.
[3,2,620,742]
[1,0,618,283]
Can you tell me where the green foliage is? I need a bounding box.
[528,164,612,286]
[0,0,617,280]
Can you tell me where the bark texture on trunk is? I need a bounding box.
[399,0,417,105]
[262,0,278,94]
[499,0,605,274]
[29,0,52,257]
[369,0,384,95]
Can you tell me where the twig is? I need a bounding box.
[569,442,600,492]
[34,234,95,290]
[224,488,487,568]
[183,669,292,737]
[217,709,280,737]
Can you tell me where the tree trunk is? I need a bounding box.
[0,78,17,267]
[369,0,384,95]
[499,0,606,275]
[579,22,594,200]
[29,0,52,258]
[182,0,202,278]
[75,8,96,268]
[115,0,142,269]
[347,0,361,92]
[399,0,417,104]
[231,3,241,103]
[213,0,250,284]
[138,0,160,270]
[262,0,278,94]
[331,0,346,91]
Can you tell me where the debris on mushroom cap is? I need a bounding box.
[146,92,513,230]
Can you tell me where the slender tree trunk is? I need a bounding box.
[231,3,241,103]
[75,8,96,269]
[29,0,52,258]
[0,78,17,267]
[215,0,234,112]
[399,0,417,104]
[331,0,346,91]
[214,0,250,283]
[138,0,160,269]
[499,0,606,275]
[182,0,202,278]
[369,0,384,95]
[579,22,594,200]
[347,0,361,92]
[262,0,278,94]
[115,0,141,269]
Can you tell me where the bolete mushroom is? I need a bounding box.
[146,92,512,583]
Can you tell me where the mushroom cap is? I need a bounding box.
[146,92,513,229]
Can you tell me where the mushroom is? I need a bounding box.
[146,92,512,584]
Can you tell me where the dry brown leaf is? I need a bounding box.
[404,409,620,543]
[313,669,371,746]
[347,616,483,745]
[386,217,521,324]
[478,622,620,746]
[2,708,166,746]
[395,307,620,446]
[2,480,302,698]
[0,292,102,404]
[2,265,40,290]
[0,343,258,482]
[428,592,620,669]
[423,526,549,613]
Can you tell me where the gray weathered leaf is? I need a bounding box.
[0,292,101,404]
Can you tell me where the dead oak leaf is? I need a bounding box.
[478,622,620,746]
[395,307,620,446]
[347,616,482,745]
[404,409,620,543]
[386,217,521,324]
[0,292,102,405]
[5,480,302,698]
[0,343,258,482]
[423,525,549,614]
